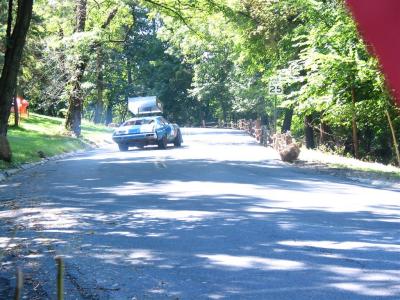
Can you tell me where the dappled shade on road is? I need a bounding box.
[0,128,399,299]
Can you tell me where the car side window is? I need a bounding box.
[160,117,169,124]
[157,118,165,126]
[123,121,134,126]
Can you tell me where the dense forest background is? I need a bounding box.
[1,0,399,165]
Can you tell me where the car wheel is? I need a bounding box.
[158,135,168,149]
[174,130,182,147]
[118,143,129,151]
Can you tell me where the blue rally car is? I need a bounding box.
[112,116,183,151]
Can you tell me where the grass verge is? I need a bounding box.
[297,148,400,182]
[0,113,113,170]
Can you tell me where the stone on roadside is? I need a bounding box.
[280,143,300,162]
[37,151,46,158]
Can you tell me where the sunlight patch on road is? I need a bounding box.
[0,237,26,248]
[83,178,100,181]
[197,254,306,271]
[32,237,67,246]
[277,221,297,230]
[92,179,400,221]
[103,231,139,238]
[278,240,400,252]
[0,207,87,229]
[327,266,400,282]
[245,206,288,213]
[154,159,167,168]
[321,266,400,297]
[92,248,160,266]
[359,217,400,224]
[129,209,218,222]
[329,281,400,297]
[352,229,381,236]
[41,229,80,234]
[95,180,272,201]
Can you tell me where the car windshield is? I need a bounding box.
[122,119,154,126]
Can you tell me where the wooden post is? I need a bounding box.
[14,268,23,300]
[56,256,64,300]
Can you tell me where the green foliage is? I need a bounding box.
[2,0,398,164]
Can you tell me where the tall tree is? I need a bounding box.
[0,0,33,161]
[65,1,119,135]
[65,0,87,136]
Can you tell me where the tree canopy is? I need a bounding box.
[0,0,399,164]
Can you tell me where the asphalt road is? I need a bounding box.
[0,128,399,299]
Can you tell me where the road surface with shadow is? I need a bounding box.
[0,128,399,299]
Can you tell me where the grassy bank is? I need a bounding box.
[0,113,113,170]
[298,148,400,182]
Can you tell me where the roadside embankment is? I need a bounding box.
[0,113,113,181]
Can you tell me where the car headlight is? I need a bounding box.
[114,129,127,135]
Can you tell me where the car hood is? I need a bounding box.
[114,124,155,135]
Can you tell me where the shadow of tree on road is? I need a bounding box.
[0,151,399,299]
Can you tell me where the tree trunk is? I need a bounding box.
[0,0,33,161]
[6,0,13,40]
[199,109,205,127]
[74,0,87,33]
[65,59,87,136]
[221,103,227,123]
[121,100,129,123]
[13,96,19,126]
[205,100,210,123]
[127,57,133,86]
[385,109,400,166]
[65,0,87,136]
[351,86,359,159]
[319,121,330,144]
[93,47,104,124]
[260,113,269,126]
[65,3,118,135]
[105,101,113,125]
[281,107,293,133]
[125,56,132,101]
[304,114,315,149]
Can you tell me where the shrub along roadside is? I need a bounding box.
[0,113,113,170]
